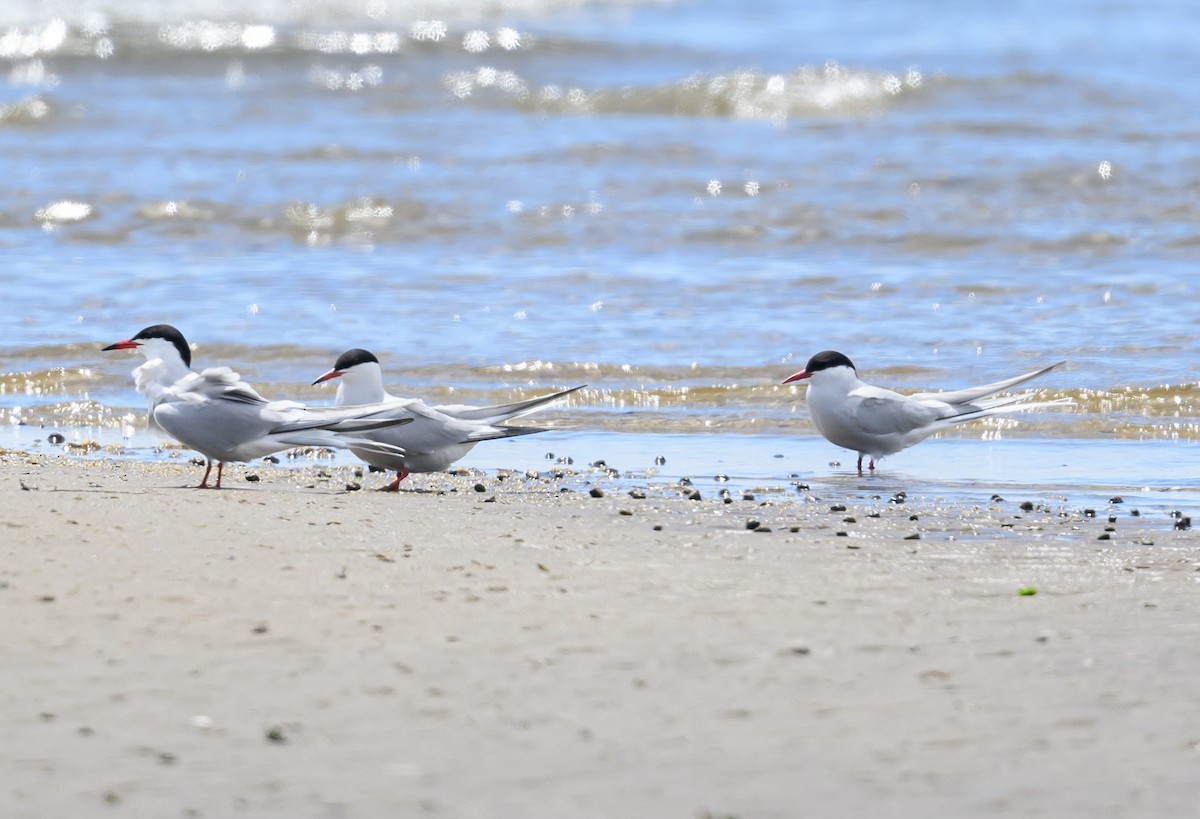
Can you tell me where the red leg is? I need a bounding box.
[214,462,224,489]
[379,467,410,492]
[868,458,876,472]
[856,455,864,473]
[197,459,213,489]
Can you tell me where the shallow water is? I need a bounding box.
[2,0,1198,507]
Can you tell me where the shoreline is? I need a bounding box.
[3,451,1198,817]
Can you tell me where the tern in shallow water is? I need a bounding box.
[783,350,1071,473]
[313,348,584,490]
[103,324,414,489]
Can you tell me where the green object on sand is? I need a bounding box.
[1017,586,1038,596]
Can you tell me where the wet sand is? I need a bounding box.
[2,451,1198,818]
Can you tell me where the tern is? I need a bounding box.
[103,324,414,489]
[312,348,584,490]
[783,350,1070,472]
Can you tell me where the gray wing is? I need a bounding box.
[910,361,1064,406]
[851,388,947,437]
[435,385,586,424]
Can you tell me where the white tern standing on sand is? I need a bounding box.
[783,350,1070,473]
[312,348,584,491]
[103,324,414,489]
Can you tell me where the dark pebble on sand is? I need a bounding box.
[836,531,848,537]
[1019,501,1035,512]
[265,726,288,744]
[794,483,810,491]
[1108,515,1118,523]
[1130,509,1141,517]
[619,509,632,516]
[742,492,755,501]
[909,514,919,521]
[589,487,605,498]
[745,520,761,530]
[47,433,65,445]
[890,492,907,504]
[653,524,663,531]
[1083,508,1096,518]
[679,477,693,486]
[1097,533,1111,540]
[264,455,280,464]
[1109,496,1124,504]
[473,483,487,492]
[687,490,702,501]
[843,517,856,524]
[715,474,729,482]
[991,494,1004,502]
[904,533,921,540]
[591,460,606,469]
[829,504,846,512]
[245,474,260,483]
[345,482,361,492]
[628,489,646,499]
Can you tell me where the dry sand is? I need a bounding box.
[2,451,1198,818]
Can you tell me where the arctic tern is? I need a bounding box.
[783,350,1070,472]
[312,348,584,490]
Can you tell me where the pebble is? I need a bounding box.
[829,504,847,512]
[686,490,702,501]
[589,487,605,498]
[47,433,66,445]
[1019,501,1035,512]
[745,519,761,530]
[904,533,921,541]
[245,474,260,483]
[473,483,487,493]
[628,489,646,499]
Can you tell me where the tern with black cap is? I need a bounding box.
[313,348,585,491]
[784,350,1070,473]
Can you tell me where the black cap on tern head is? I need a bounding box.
[101,323,192,367]
[333,348,379,372]
[805,350,856,374]
[313,348,380,385]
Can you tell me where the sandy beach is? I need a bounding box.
[2,450,1198,818]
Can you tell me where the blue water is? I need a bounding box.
[1,0,1198,504]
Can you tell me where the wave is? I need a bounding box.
[445,63,925,120]
[1,0,591,30]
